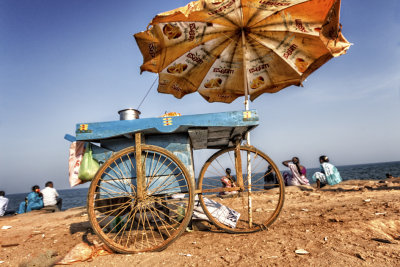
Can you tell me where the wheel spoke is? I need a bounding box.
[198,146,284,233]
[87,145,193,253]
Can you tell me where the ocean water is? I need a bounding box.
[4,161,399,213]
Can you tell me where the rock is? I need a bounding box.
[56,243,93,264]
[371,238,393,244]
[1,244,19,248]
[355,253,366,261]
[328,218,344,223]
[295,249,309,255]
[178,253,193,257]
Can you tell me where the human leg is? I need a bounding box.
[282,171,292,186]
[56,198,62,211]
[313,172,327,188]
[17,202,26,214]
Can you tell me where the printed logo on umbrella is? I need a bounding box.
[163,24,182,40]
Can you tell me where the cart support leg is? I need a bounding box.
[247,148,253,228]
[234,142,244,190]
[135,133,145,200]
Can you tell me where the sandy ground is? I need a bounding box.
[1,178,400,267]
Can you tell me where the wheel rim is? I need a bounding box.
[88,145,194,253]
[198,146,284,233]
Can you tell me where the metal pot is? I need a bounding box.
[118,109,141,120]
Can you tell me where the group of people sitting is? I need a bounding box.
[0,181,62,216]
[281,155,342,188]
[17,181,62,214]
[217,155,343,195]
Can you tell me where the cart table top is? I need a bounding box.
[73,110,258,149]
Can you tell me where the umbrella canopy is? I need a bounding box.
[134,0,351,103]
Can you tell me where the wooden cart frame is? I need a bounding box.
[66,110,284,253]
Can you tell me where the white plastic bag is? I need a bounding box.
[192,196,240,229]
[68,141,85,187]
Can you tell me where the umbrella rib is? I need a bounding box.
[250,25,320,38]
[157,26,237,71]
[244,36,275,88]
[201,3,241,28]
[198,34,242,93]
[191,33,241,90]
[245,2,309,27]
[247,32,305,77]
[181,32,239,88]
[251,28,329,56]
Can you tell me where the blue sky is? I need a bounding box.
[1,0,399,194]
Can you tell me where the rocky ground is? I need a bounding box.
[1,178,399,266]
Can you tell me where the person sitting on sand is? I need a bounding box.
[386,173,393,179]
[17,185,44,214]
[264,165,277,189]
[220,168,238,195]
[282,157,310,186]
[42,181,62,211]
[312,155,342,188]
[0,191,9,216]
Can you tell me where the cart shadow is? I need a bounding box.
[70,221,92,235]
[69,222,97,246]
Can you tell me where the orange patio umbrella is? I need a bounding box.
[134,0,351,105]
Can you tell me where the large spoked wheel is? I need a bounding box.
[87,145,194,253]
[198,145,284,233]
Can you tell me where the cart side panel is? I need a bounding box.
[146,133,194,180]
[100,138,136,152]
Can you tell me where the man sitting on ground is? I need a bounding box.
[41,181,62,211]
[0,191,9,216]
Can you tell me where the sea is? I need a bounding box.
[4,161,399,213]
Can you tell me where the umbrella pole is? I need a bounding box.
[241,29,253,228]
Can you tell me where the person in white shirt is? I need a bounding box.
[41,181,62,211]
[0,191,9,216]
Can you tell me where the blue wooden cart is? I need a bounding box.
[66,110,284,253]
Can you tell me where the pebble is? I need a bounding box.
[179,253,192,257]
[355,253,366,261]
[295,249,309,255]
